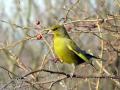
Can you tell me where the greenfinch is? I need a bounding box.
[49,24,99,69]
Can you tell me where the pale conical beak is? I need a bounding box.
[44,28,53,34]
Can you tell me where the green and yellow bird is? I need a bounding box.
[49,24,99,68]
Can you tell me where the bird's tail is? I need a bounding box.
[88,61,98,71]
[86,54,105,61]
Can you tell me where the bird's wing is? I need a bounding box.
[66,39,91,64]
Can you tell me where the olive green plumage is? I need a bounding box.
[50,24,98,66]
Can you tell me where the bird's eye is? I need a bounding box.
[53,27,58,31]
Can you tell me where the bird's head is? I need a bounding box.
[49,24,69,37]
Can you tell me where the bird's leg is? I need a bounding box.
[69,64,75,78]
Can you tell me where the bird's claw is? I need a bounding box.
[50,57,60,63]
[69,72,74,78]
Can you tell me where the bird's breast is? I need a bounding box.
[54,37,67,56]
[54,37,78,64]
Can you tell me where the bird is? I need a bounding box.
[48,24,100,71]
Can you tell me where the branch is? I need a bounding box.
[23,69,120,79]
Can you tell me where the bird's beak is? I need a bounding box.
[44,28,52,34]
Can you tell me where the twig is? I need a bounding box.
[23,69,120,79]
[0,66,18,77]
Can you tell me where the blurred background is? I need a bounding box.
[0,0,120,90]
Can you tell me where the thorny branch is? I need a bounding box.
[0,66,120,90]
